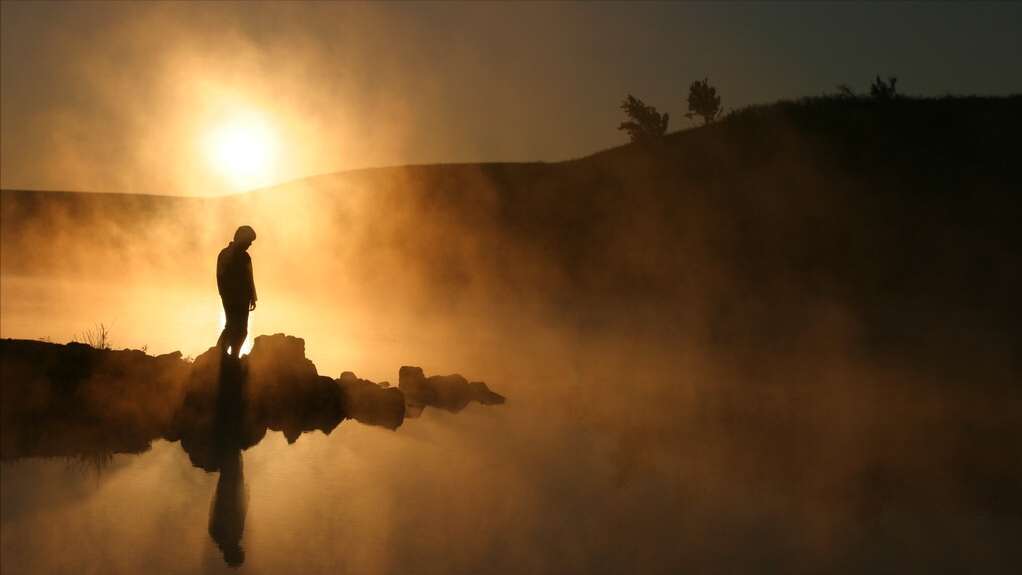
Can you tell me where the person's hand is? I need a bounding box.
[249,300,257,311]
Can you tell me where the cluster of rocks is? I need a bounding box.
[0,334,504,468]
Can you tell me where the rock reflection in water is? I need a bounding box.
[0,334,506,568]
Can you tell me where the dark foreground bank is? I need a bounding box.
[0,334,505,470]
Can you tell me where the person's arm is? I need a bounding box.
[248,259,257,311]
[216,249,229,295]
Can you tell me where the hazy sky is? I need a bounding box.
[2,1,1020,196]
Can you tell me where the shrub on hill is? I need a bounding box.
[618,95,669,142]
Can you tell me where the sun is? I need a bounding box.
[205,111,278,191]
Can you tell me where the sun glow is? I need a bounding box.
[205,111,279,191]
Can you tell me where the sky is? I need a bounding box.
[1,1,1020,197]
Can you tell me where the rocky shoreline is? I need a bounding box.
[0,334,504,469]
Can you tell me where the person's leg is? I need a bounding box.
[226,304,250,358]
[217,300,232,355]
[220,301,249,357]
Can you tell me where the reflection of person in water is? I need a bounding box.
[216,226,258,358]
[209,341,249,567]
[209,449,248,567]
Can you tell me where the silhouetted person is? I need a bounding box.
[216,226,257,358]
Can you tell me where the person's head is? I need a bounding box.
[233,225,256,249]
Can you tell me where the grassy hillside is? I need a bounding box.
[2,95,1020,362]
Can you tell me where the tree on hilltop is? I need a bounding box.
[870,75,898,100]
[618,95,670,142]
[685,78,722,124]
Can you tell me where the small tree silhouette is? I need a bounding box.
[74,323,112,350]
[618,95,669,142]
[835,83,859,99]
[685,78,721,124]
[870,75,898,100]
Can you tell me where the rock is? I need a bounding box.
[399,365,506,416]
[0,336,505,464]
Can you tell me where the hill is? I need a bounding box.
[3,96,1019,364]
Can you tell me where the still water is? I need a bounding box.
[2,277,1020,574]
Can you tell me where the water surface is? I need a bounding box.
[2,277,1020,574]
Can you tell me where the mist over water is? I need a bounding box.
[3,98,1021,573]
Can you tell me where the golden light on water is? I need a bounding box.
[204,110,279,192]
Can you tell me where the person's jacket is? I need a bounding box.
[216,242,257,304]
